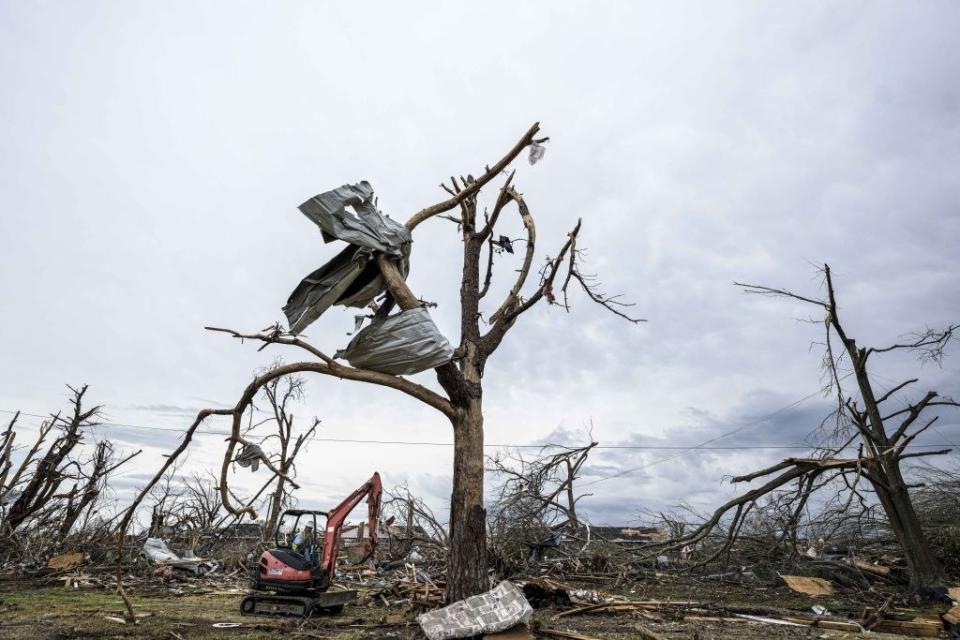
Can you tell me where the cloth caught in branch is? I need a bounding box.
[235,443,264,472]
[335,307,453,375]
[283,181,412,335]
[528,142,546,165]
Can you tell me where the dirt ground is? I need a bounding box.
[0,576,951,639]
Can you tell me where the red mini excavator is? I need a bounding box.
[240,472,382,617]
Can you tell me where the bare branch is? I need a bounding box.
[405,123,541,231]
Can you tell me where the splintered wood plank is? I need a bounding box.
[870,619,943,637]
[780,575,834,596]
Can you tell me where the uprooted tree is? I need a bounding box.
[645,264,956,589]
[114,122,642,608]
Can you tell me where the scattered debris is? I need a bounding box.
[520,577,572,609]
[141,538,218,576]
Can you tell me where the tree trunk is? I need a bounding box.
[265,476,286,537]
[874,464,945,588]
[446,400,487,602]
[840,326,946,589]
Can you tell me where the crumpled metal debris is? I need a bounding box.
[417,580,534,640]
[335,307,453,375]
[283,181,412,335]
[235,443,263,472]
[142,538,181,563]
[141,538,218,576]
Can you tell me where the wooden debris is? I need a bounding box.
[538,628,602,640]
[870,618,943,637]
[521,578,572,608]
[780,575,833,596]
[943,605,960,625]
[484,624,535,639]
[632,622,665,640]
[779,615,863,632]
[735,614,806,627]
[852,558,891,576]
[682,615,739,624]
[553,602,618,619]
[861,594,895,630]
[47,552,83,569]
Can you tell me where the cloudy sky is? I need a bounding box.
[2,2,959,526]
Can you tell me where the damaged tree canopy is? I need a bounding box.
[283,181,412,336]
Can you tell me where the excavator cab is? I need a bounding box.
[275,510,325,561]
[255,509,329,592]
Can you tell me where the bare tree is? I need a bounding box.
[0,386,140,549]
[642,265,955,589]
[57,440,133,538]
[382,484,449,563]
[244,368,319,535]
[117,122,642,604]
[488,441,597,563]
[144,460,186,538]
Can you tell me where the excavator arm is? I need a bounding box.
[319,471,382,581]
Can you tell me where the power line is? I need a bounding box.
[4,414,953,453]
[2,415,815,450]
[4,376,956,458]
[579,381,841,488]
[0,409,832,451]
[0,405,831,450]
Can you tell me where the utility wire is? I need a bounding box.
[3,415,953,453]
[0,405,830,450]
[4,373,955,456]
[579,380,841,488]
